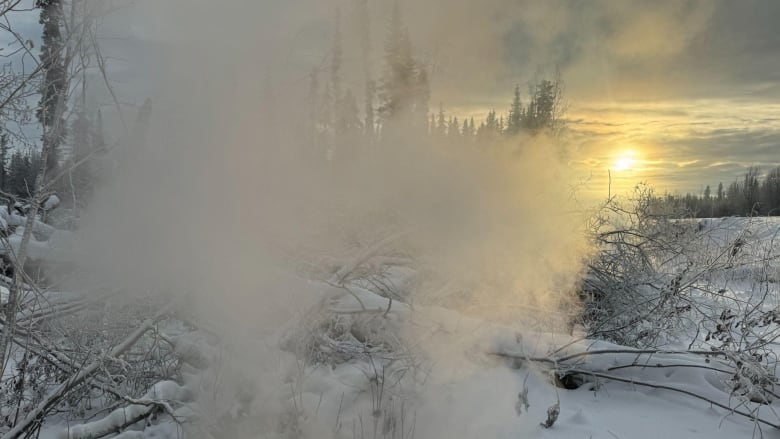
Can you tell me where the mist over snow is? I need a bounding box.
[1,1,779,439]
[78,0,591,331]
[59,2,596,437]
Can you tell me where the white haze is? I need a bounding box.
[72,0,592,436]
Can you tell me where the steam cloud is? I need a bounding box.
[74,1,592,436]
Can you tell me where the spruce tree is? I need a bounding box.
[412,67,430,133]
[506,85,523,135]
[761,167,780,214]
[36,0,67,176]
[378,1,428,135]
[7,152,25,198]
[8,151,39,198]
[436,104,446,137]
[450,116,459,137]
[378,1,405,120]
[70,88,93,209]
[485,110,497,131]
[743,166,760,214]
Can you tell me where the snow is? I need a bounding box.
[60,381,188,439]
[30,217,780,438]
[0,221,73,263]
[43,194,60,211]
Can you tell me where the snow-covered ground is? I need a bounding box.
[11,216,780,439]
[145,280,766,439]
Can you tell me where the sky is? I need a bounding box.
[2,0,779,200]
[396,0,780,198]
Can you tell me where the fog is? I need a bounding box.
[75,0,592,436]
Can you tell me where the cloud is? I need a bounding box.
[603,1,714,58]
[11,0,775,201]
[375,0,779,198]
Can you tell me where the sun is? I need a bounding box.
[612,151,638,172]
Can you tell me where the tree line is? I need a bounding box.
[428,76,565,142]
[662,165,780,217]
[303,0,565,164]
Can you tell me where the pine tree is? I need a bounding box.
[412,67,430,133]
[476,121,486,141]
[715,181,724,215]
[522,76,565,135]
[69,84,94,209]
[478,110,496,141]
[506,85,523,135]
[450,116,459,137]
[485,110,497,131]
[331,7,353,159]
[761,167,780,215]
[743,166,760,215]
[8,151,39,198]
[436,104,447,137]
[727,181,741,215]
[7,152,25,197]
[378,1,429,136]
[36,0,67,176]
[378,1,405,121]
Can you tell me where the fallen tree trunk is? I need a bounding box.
[62,380,188,439]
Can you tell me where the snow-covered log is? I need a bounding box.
[60,381,189,439]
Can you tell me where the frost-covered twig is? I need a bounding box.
[328,229,412,285]
[2,303,174,439]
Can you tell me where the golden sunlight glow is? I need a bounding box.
[612,150,638,172]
